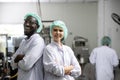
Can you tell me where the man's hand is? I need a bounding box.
[14,54,25,63]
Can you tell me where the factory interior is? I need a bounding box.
[0,0,120,80]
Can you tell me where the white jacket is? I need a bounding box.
[89,46,119,80]
[11,34,45,80]
[43,41,81,80]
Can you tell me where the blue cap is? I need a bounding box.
[50,20,68,41]
[101,36,111,45]
[24,13,42,33]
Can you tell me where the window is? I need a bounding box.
[0,24,24,37]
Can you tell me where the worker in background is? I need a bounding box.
[11,13,45,80]
[89,36,119,80]
[43,20,81,80]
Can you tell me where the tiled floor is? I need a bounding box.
[76,64,120,80]
[114,67,120,80]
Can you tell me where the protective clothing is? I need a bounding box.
[89,46,119,80]
[43,41,81,80]
[101,36,111,45]
[11,34,45,80]
[24,13,42,33]
[50,20,68,40]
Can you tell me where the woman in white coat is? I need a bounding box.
[89,36,119,80]
[43,20,81,80]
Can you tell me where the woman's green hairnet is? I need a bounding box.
[50,20,68,41]
[101,36,111,45]
[24,13,42,33]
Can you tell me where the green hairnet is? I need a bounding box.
[101,36,111,45]
[50,20,68,41]
[24,13,42,33]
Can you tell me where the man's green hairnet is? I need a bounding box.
[101,36,111,46]
[50,20,68,41]
[24,13,42,33]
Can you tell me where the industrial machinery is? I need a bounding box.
[0,52,4,80]
[0,34,24,80]
[72,36,89,64]
[0,34,11,80]
[72,36,90,80]
[40,21,54,45]
[40,25,51,45]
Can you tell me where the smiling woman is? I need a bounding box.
[43,20,81,80]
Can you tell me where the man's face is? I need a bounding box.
[24,16,38,36]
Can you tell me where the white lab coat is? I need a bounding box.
[89,46,119,80]
[11,34,45,80]
[43,41,81,80]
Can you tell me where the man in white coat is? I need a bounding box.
[11,13,45,80]
[89,36,119,80]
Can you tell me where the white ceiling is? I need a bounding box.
[0,0,98,3]
[40,0,98,3]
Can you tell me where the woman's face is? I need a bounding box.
[52,26,64,42]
